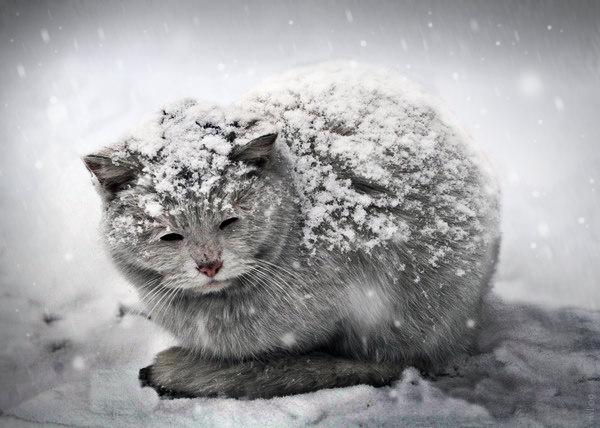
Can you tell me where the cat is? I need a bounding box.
[84,62,500,399]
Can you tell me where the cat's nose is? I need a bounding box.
[196,260,223,278]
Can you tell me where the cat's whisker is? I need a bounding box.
[242,263,308,309]
[248,264,296,295]
[156,286,182,324]
[253,258,305,282]
[249,261,307,294]
[138,287,169,315]
[146,286,178,319]
[247,268,302,309]
[152,286,175,321]
[139,284,170,309]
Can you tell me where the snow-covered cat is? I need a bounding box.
[84,62,500,399]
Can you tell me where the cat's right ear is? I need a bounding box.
[83,153,136,196]
[229,133,278,168]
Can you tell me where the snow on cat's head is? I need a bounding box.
[83,99,296,294]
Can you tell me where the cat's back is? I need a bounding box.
[239,62,500,256]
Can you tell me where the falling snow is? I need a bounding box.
[40,28,50,43]
[1,2,599,426]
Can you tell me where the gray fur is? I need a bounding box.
[139,347,403,399]
[85,75,500,399]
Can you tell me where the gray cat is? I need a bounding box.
[84,63,500,399]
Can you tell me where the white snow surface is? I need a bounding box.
[2,294,599,427]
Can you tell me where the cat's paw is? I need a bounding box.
[138,365,188,399]
[138,347,198,399]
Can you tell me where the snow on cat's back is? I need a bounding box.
[239,61,499,258]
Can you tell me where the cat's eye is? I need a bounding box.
[160,232,184,242]
[219,217,239,230]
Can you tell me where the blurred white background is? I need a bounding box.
[0,0,598,310]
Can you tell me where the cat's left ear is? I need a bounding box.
[83,153,137,195]
[229,133,277,167]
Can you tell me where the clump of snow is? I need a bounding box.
[113,98,258,205]
[280,332,296,347]
[140,195,163,218]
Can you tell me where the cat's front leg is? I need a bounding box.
[139,346,403,399]
[139,346,236,398]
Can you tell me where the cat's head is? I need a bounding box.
[84,101,298,295]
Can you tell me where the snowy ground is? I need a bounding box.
[1,1,599,427]
[1,292,599,427]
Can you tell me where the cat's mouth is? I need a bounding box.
[196,279,231,294]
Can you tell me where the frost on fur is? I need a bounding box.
[90,62,499,266]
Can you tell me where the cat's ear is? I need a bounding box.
[229,133,277,167]
[83,153,137,195]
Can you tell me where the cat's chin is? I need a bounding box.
[190,279,232,295]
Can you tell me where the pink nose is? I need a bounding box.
[197,260,223,278]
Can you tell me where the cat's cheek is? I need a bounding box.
[226,242,253,265]
[219,249,246,278]
[183,259,199,276]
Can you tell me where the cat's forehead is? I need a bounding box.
[110,99,272,209]
[121,191,233,228]
[105,100,269,224]
[117,99,264,158]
